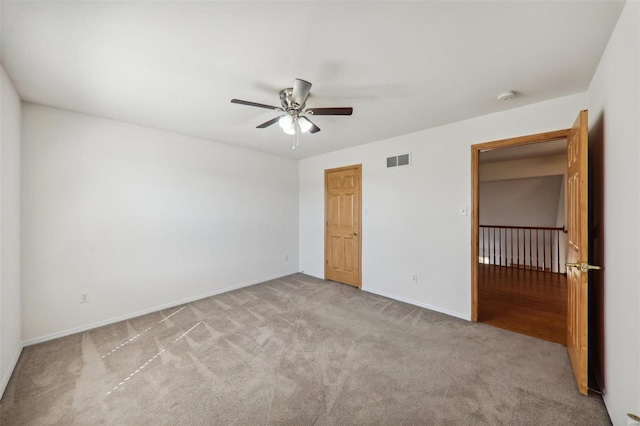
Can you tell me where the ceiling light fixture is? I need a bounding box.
[277,113,313,148]
[278,114,293,131]
[298,116,312,133]
[231,78,353,150]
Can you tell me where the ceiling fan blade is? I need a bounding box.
[256,116,281,128]
[292,79,312,107]
[307,107,353,116]
[231,99,281,111]
[300,116,321,134]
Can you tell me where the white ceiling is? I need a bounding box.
[0,1,624,159]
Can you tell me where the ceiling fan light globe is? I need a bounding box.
[283,126,296,135]
[278,115,293,131]
[298,117,312,133]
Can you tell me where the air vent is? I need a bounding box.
[386,153,411,168]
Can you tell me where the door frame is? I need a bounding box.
[324,164,363,288]
[470,130,571,321]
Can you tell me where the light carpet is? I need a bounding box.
[0,273,610,425]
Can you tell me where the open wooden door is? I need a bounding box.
[566,110,599,395]
[325,164,362,288]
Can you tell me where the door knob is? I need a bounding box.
[582,263,601,272]
[566,262,602,272]
[349,232,359,236]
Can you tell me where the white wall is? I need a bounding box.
[299,92,587,320]
[479,176,563,227]
[587,1,640,424]
[21,103,299,343]
[1,66,23,396]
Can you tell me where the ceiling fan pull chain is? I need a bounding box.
[292,118,300,150]
[292,126,297,150]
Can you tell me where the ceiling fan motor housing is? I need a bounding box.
[279,88,304,112]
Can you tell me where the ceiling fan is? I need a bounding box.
[231,78,353,149]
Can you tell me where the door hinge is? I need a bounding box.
[325,259,328,265]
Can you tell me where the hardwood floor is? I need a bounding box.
[478,264,567,345]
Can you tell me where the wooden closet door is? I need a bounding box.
[325,165,362,288]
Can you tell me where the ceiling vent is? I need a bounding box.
[387,153,411,168]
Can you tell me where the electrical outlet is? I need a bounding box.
[459,207,468,216]
[80,292,89,303]
[411,274,418,284]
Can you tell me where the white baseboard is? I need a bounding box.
[1,344,24,398]
[362,287,471,321]
[23,270,300,347]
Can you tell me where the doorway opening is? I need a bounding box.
[477,139,568,344]
[471,130,571,344]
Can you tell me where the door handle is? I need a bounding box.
[349,232,359,236]
[566,262,602,272]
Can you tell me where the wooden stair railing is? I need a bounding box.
[479,225,566,274]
